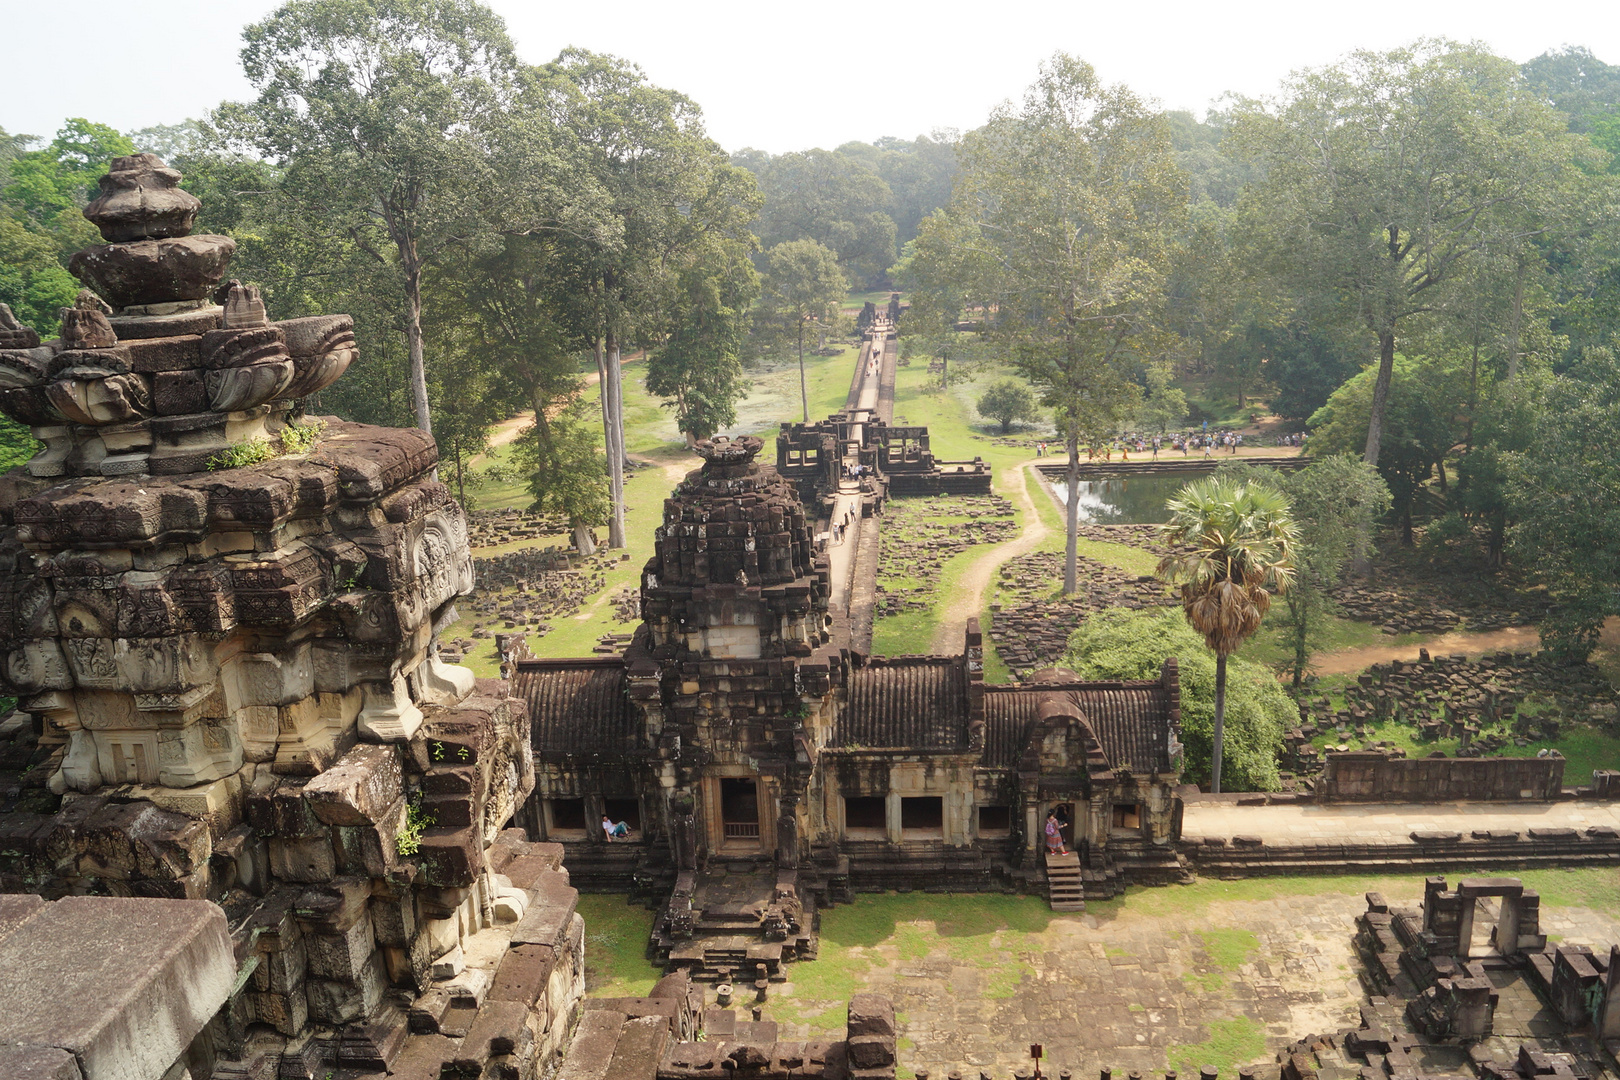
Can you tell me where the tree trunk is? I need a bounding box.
[797,317,809,423]
[1211,652,1228,794]
[1289,590,1308,688]
[572,520,597,556]
[1063,430,1080,596]
[1362,327,1396,467]
[403,256,432,436]
[605,333,627,549]
[1507,262,1525,382]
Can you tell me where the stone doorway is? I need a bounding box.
[1048,801,1076,853]
[719,777,762,852]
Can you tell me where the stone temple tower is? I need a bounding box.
[626,434,844,873]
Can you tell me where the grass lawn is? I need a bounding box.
[571,871,1620,1074]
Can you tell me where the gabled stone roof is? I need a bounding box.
[982,682,1175,772]
[834,659,1179,773]
[836,657,970,752]
[516,658,639,760]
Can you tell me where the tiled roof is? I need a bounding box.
[515,658,640,759]
[982,683,1172,772]
[837,658,968,751]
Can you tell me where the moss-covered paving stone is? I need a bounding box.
[577,871,1620,1080]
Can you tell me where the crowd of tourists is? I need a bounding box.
[1028,428,1307,460]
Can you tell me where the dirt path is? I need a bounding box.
[468,367,615,468]
[929,459,1049,654]
[1306,625,1543,676]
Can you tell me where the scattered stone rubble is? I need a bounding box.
[1282,651,1620,786]
[555,982,898,1080]
[874,495,1016,621]
[989,552,1173,675]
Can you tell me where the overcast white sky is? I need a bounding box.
[2,0,1615,154]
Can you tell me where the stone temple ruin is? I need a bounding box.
[0,153,587,1079]
[515,429,1188,976]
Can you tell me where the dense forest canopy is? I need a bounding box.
[3,4,1619,657]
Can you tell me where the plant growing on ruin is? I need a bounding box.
[278,417,325,455]
[1155,477,1296,793]
[396,795,436,856]
[206,438,277,471]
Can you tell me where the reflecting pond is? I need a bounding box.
[1046,471,1207,524]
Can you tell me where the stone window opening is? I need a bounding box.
[843,796,886,839]
[603,797,642,840]
[1111,803,1142,831]
[900,796,944,840]
[547,797,587,839]
[977,805,1012,837]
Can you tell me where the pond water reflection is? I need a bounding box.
[1046,470,1207,524]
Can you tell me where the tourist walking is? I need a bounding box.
[1044,811,1068,856]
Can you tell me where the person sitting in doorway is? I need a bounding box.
[602,814,631,841]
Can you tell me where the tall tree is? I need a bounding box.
[739,148,896,286]
[1308,352,1469,546]
[1505,345,1620,661]
[761,239,846,423]
[907,53,1186,595]
[533,48,759,547]
[1231,40,1601,466]
[644,242,759,444]
[229,0,525,435]
[1155,477,1297,793]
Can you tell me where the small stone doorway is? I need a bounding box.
[1048,801,1076,854]
[719,777,762,852]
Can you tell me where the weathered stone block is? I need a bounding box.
[0,897,234,1080]
[306,953,386,1025]
[303,913,376,983]
[489,943,557,1008]
[303,743,403,826]
[847,994,895,1038]
[269,834,336,883]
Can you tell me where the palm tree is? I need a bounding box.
[1156,477,1297,793]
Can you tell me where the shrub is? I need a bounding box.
[1060,607,1291,791]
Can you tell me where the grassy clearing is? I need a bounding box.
[1197,928,1261,972]
[1168,1016,1268,1077]
[575,894,659,997]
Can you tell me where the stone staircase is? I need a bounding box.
[1044,851,1085,911]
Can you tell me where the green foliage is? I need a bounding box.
[644,240,759,441]
[1137,364,1188,433]
[737,147,897,286]
[1231,40,1602,465]
[1308,353,1469,543]
[207,438,277,471]
[761,239,847,421]
[0,413,41,473]
[395,795,436,857]
[1504,345,1620,660]
[975,378,1040,432]
[510,400,611,542]
[1218,456,1391,685]
[1061,608,1292,791]
[278,418,325,455]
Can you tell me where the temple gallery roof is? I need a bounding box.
[519,654,1178,773]
[838,659,1177,772]
[517,657,638,759]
